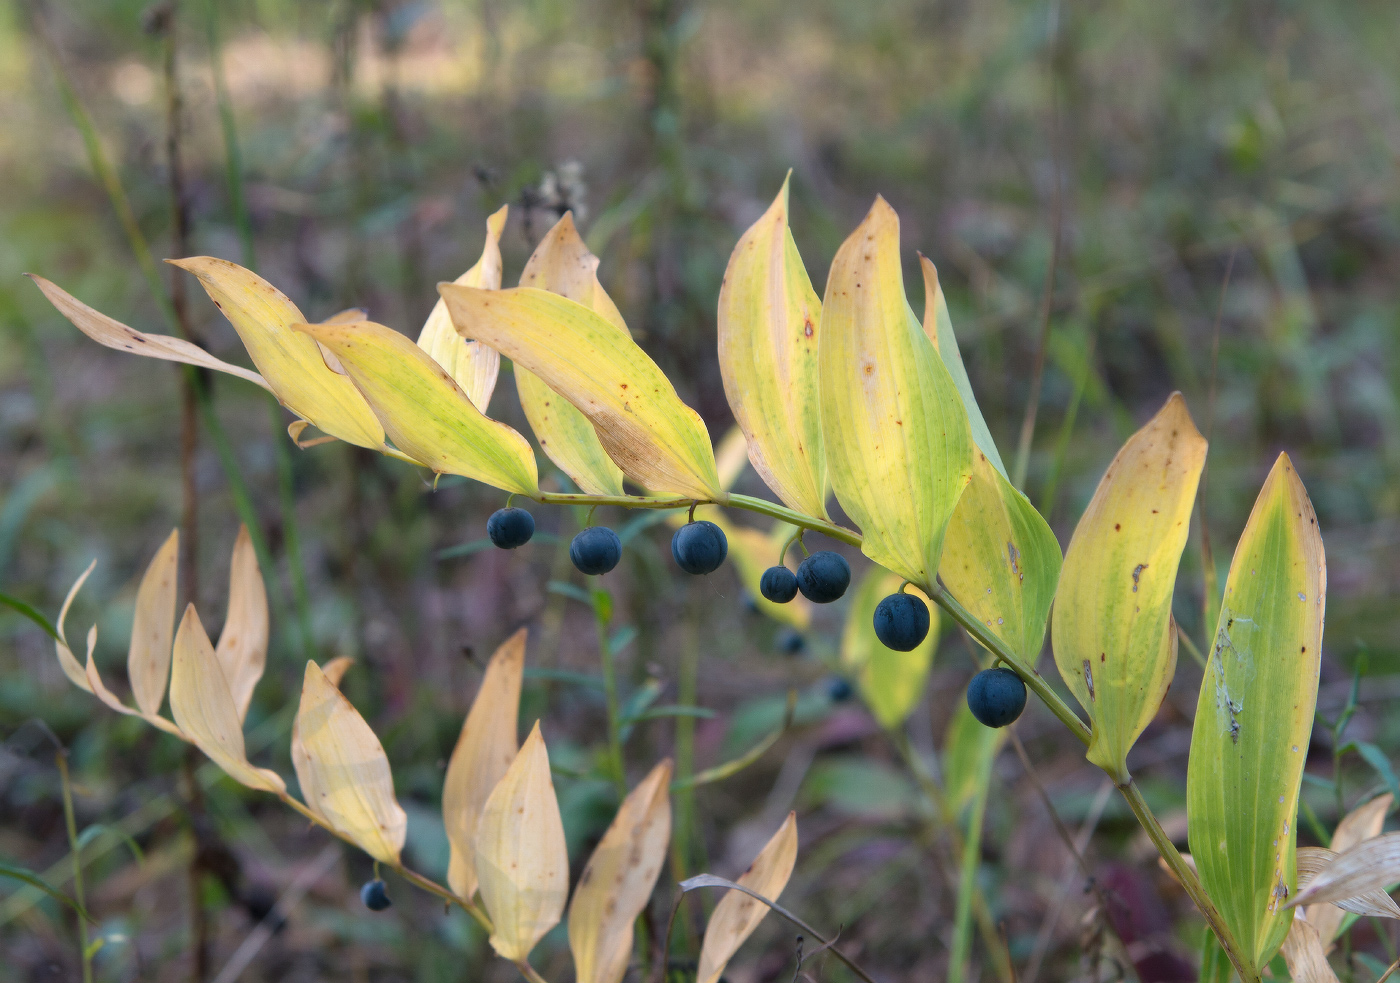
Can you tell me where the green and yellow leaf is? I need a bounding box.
[819,197,974,588]
[1053,393,1208,778]
[293,660,407,864]
[169,605,285,794]
[168,257,386,449]
[475,721,569,962]
[440,285,721,500]
[696,811,798,983]
[940,452,1061,662]
[717,177,828,518]
[841,568,938,729]
[295,319,539,495]
[213,526,268,725]
[1186,453,1326,974]
[444,628,525,902]
[569,759,673,983]
[516,213,629,496]
[417,205,508,412]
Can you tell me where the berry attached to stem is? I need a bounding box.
[967,667,1027,728]
[759,565,799,603]
[570,526,622,576]
[487,507,535,549]
[360,878,392,911]
[873,592,931,651]
[671,520,728,574]
[796,551,851,603]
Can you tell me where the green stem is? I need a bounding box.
[948,773,991,983]
[592,593,627,796]
[56,753,92,983]
[1118,779,1259,983]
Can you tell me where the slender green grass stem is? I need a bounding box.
[1118,779,1258,983]
[948,774,991,983]
[592,594,628,797]
[56,753,92,983]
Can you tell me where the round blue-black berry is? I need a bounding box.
[796,551,850,603]
[966,667,1027,728]
[487,507,535,549]
[759,565,799,603]
[671,520,728,575]
[776,628,806,655]
[826,676,854,702]
[570,526,622,576]
[873,593,931,651]
[360,879,392,911]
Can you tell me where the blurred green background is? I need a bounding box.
[2,0,1399,980]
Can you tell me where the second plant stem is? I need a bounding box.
[592,591,628,798]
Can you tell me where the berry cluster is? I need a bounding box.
[486,507,730,578]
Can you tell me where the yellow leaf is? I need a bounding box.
[289,656,355,821]
[714,425,751,493]
[819,197,974,588]
[128,529,178,718]
[569,759,673,983]
[1052,393,1208,778]
[717,178,828,518]
[169,605,285,794]
[515,213,629,496]
[214,526,267,724]
[1186,453,1326,974]
[918,256,1007,477]
[939,452,1061,662]
[54,560,96,692]
[1306,794,1392,944]
[168,257,386,449]
[841,568,938,729]
[295,319,539,495]
[28,275,274,394]
[444,628,525,901]
[440,285,721,500]
[475,721,569,962]
[418,205,508,412]
[696,812,798,983]
[293,660,407,863]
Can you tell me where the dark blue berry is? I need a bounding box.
[360,878,392,911]
[487,507,535,549]
[759,565,799,603]
[671,520,728,574]
[873,593,931,651]
[776,628,805,655]
[796,551,850,603]
[826,677,854,702]
[570,526,622,576]
[967,668,1027,728]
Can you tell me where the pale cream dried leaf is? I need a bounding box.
[169,605,284,793]
[696,812,799,983]
[54,560,96,692]
[214,526,268,724]
[475,721,569,962]
[444,628,525,901]
[1280,916,1342,983]
[569,759,673,983]
[1291,831,1400,912]
[128,529,179,718]
[293,660,407,864]
[1295,845,1400,919]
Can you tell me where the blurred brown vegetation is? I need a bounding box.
[2,0,1400,981]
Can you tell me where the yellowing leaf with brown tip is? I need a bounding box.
[1053,393,1207,778]
[214,526,268,724]
[569,759,673,983]
[27,274,274,394]
[444,628,525,901]
[295,319,539,495]
[128,529,178,718]
[440,285,721,500]
[168,257,385,449]
[696,812,798,983]
[1187,453,1326,975]
[169,605,285,794]
[293,660,407,864]
[819,197,974,589]
[475,721,569,962]
[515,213,629,496]
[418,205,508,412]
[718,178,828,519]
